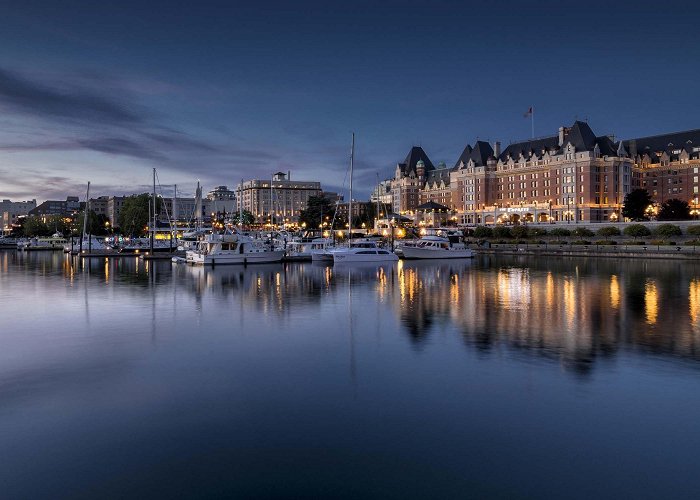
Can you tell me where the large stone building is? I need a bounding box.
[625,129,700,207]
[391,146,435,214]
[452,121,633,224]
[237,172,322,224]
[0,198,37,232]
[29,196,81,216]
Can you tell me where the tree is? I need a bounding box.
[231,210,255,226]
[658,198,690,221]
[72,210,109,236]
[473,225,493,238]
[511,225,529,239]
[549,228,571,237]
[23,216,50,237]
[572,227,594,237]
[299,195,336,229]
[622,189,653,221]
[118,194,161,237]
[493,226,512,238]
[596,226,621,237]
[624,224,651,238]
[653,223,682,237]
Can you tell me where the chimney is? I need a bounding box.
[558,127,565,146]
[288,170,291,181]
[493,141,501,157]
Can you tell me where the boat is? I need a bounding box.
[64,236,106,254]
[185,232,284,265]
[0,237,18,249]
[18,233,68,251]
[286,237,334,261]
[331,239,398,263]
[401,235,474,259]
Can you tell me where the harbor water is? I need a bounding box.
[1,251,699,498]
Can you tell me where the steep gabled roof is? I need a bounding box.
[564,121,597,151]
[624,129,700,162]
[499,136,559,162]
[425,166,453,186]
[469,141,494,166]
[399,146,435,176]
[454,144,473,168]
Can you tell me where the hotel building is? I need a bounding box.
[237,172,321,223]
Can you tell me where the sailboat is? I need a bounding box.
[330,133,398,264]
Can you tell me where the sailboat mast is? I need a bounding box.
[80,181,90,254]
[239,178,244,230]
[173,184,178,245]
[151,168,155,253]
[349,132,354,238]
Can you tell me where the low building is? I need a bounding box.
[29,196,81,217]
[0,199,37,231]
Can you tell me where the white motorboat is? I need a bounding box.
[186,232,284,265]
[63,236,106,253]
[18,233,68,251]
[401,235,474,259]
[0,237,18,249]
[331,239,398,263]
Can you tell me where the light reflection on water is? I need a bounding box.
[1,251,700,498]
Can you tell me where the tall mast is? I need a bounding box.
[349,132,354,238]
[80,181,90,254]
[195,181,202,232]
[270,173,274,227]
[239,178,244,230]
[173,184,178,244]
[150,168,156,254]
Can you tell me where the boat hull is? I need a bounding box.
[332,252,398,263]
[187,250,285,266]
[401,246,474,259]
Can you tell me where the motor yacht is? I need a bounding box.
[401,235,474,259]
[185,232,284,265]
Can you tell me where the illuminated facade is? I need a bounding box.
[452,121,633,224]
[237,172,321,223]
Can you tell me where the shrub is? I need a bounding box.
[596,240,617,245]
[473,225,493,238]
[653,224,682,238]
[572,227,594,237]
[685,239,700,246]
[516,239,529,244]
[549,228,571,237]
[572,240,592,245]
[530,228,548,237]
[623,224,651,238]
[596,226,621,237]
[511,226,529,239]
[493,226,513,238]
[552,240,569,245]
[628,240,647,245]
[687,225,700,236]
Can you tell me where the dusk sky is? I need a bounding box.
[1,0,699,202]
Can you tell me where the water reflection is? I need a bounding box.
[3,251,700,375]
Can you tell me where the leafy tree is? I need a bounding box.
[511,225,529,239]
[299,195,336,229]
[658,198,690,221]
[493,226,512,238]
[624,224,651,238]
[72,210,109,236]
[653,223,682,237]
[530,227,548,236]
[118,194,161,237]
[23,216,50,237]
[549,228,571,237]
[230,210,255,226]
[572,227,594,237]
[473,225,493,238]
[622,189,653,220]
[596,226,621,237]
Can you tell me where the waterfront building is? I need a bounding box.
[29,196,81,217]
[89,196,109,218]
[370,180,393,207]
[204,185,237,217]
[0,199,37,231]
[237,172,321,224]
[419,161,454,210]
[391,146,435,215]
[107,196,126,227]
[452,121,632,224]
[624,129,700,208]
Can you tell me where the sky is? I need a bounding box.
[1,0,700,203]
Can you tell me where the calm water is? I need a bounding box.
[1,251,700,499]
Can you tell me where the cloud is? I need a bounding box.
[0,67,145,125]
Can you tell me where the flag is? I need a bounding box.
[524,106,533,118]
